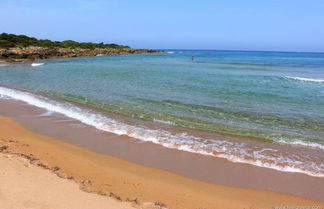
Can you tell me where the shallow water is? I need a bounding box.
[0,50,323,176]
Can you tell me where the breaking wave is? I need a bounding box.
[31,63,44,67]
[0,86,323,177]
[285,76,324,83]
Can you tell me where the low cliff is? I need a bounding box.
[0,47,165,62]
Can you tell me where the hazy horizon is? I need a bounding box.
[1,0,324,52]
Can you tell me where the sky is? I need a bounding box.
[1,0,324,52]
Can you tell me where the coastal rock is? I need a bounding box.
[0,46,165,62]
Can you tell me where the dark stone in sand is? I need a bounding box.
[126,197,138,204]
[37,163,48,169]
[51,166,60,172]
[153,201,168,209]
[81,179,93,185]
[17,153,37,162]
[109,192,122,201]
[0,145,8,152]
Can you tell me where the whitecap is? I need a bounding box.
[31,63,44,67]
[285,76,324,83]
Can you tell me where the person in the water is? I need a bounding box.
[192,56,195,61]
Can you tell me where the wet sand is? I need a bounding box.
[0,98,324,202]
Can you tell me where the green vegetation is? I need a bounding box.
[0,33,130,49]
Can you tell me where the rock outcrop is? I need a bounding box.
[0,47,165,62]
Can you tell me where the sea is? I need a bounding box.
[0,50,323,177]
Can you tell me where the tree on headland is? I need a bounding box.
[0,33,130,49]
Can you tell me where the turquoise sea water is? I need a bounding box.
[0,50,323,176]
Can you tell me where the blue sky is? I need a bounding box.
[1,0,324,52]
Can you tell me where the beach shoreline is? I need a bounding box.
[0,102,323,208]
[1,93,324,201]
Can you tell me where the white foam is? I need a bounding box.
[153,118,175,126]
[167,51,175,54]
[31,63,44,67]
[37,110,54,117]
[277,139,324,150]
[0,86,323,177]
[285,76,324,83]
[0,64,8,67]
[0,94,10,99]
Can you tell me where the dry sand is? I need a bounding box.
[0,153,134,209]
[0,115,323,209]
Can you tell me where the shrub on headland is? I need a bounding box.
[0,33,130,49]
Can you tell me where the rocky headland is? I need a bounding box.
[0,47,165,62]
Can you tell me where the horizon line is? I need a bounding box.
[157,48,324,54]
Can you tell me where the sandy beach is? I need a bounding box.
[0,114,323,209]
[1,1,324,208]
[0,152,134,209]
